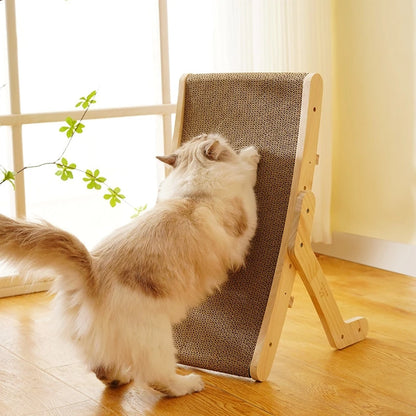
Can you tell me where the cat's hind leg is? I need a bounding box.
[92,365,133,388]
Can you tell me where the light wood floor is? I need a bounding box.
[0,255,415,416]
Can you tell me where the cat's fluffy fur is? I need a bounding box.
[0,134,259,397]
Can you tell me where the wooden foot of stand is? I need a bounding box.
[288,191,368,349]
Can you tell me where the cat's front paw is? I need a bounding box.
[240,146,260,166]
[151,373,204,397]
[179,373,205,396]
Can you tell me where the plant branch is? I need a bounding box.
[55,105,90,163]
[1,90,146,216]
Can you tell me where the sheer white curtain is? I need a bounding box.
[212,0,332,242]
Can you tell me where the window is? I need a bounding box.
[0,0,193,294]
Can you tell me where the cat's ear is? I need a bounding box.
[204,140,232,162]
[156,154,177,167]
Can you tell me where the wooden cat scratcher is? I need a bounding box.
[170,73,368,381]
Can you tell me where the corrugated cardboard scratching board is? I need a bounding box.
[171,73,368,381]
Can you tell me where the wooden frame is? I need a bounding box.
[171,73,368,381]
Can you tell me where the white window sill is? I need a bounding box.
[0,267,53,298]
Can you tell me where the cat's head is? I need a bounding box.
[156,134,237,169]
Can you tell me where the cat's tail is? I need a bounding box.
[0,214,94,290]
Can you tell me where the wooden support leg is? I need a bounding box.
[288,191,368,349]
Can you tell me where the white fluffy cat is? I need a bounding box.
[0,133,260,397]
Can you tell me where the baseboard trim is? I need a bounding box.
[312,232,416,278]
[0,274,53,298]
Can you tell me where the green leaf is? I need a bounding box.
[1,169,16,189]
[55,158,76,181]
[76,90,97,110]
[88,181,101,190]
[83,168,106,191]
[59,117,80,138]
[75,123,85,134]
[65,117,76,127]
[59,117,76,136]
[103,187,125,207]
[130,204,148,218]
[87,91,97,100]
